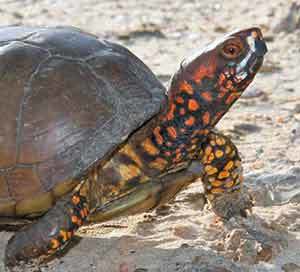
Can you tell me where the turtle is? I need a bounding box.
[0,25,267,267]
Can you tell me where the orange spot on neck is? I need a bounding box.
[153,127,163,145]
[202,111,210,125]
[225,93,240,105]
[176,96,185,104]
[166,126,177,139]
[179,108,186,115]
[165,103,176,121]
[185,116,196,126]
[141,138,160,155]
[218,73,226,85]
[212,111,224,124]
[201,91,213,102]
[179,80,194,95]
[193,63,216,83]
[188,99,200,111]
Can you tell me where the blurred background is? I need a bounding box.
[0,1,300,272]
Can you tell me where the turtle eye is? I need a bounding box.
[221,39,244,59]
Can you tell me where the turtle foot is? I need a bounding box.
[208,187,254,220]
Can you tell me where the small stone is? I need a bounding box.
[12,11,23,19]
[294,104,300,113]
[290,123,300,143]
[156,204,171,216]
[233,123,262,133]
[243,88,266,99]
[282,263,300,272]
[173,225,198,240]
[276,116,286,124]
[214,26,227,33]
[256,245,273,262]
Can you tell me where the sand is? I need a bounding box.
[0,0,300,271]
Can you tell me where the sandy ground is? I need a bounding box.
[0,0,300,271]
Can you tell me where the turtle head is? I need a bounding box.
[167,27,267,127]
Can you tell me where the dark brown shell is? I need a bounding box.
[0,26,166,214]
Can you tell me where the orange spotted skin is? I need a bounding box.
[5,191,89,266]
[199,131,243,198]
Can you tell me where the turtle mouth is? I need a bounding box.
[249,55,264,74]
[233,52,264,85]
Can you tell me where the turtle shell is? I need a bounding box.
[0,26,166,217]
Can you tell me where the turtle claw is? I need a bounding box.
[208,188,254,220]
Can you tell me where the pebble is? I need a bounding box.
[282,263,300,272]
[173,225,198,240]
[242,88,266,99]
[233,123,262,134]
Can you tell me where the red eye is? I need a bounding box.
[221,39,244,59]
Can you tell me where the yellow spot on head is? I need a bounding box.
[141,138,160,156]
[215,150,224,158]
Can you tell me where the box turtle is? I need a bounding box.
[0,26,267,267]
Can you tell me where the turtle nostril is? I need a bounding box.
[254,39,268,57]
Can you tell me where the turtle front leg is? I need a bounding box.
[5,188,89,267]
[197,131,253,219]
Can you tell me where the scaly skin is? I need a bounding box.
[5,27,267,267]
